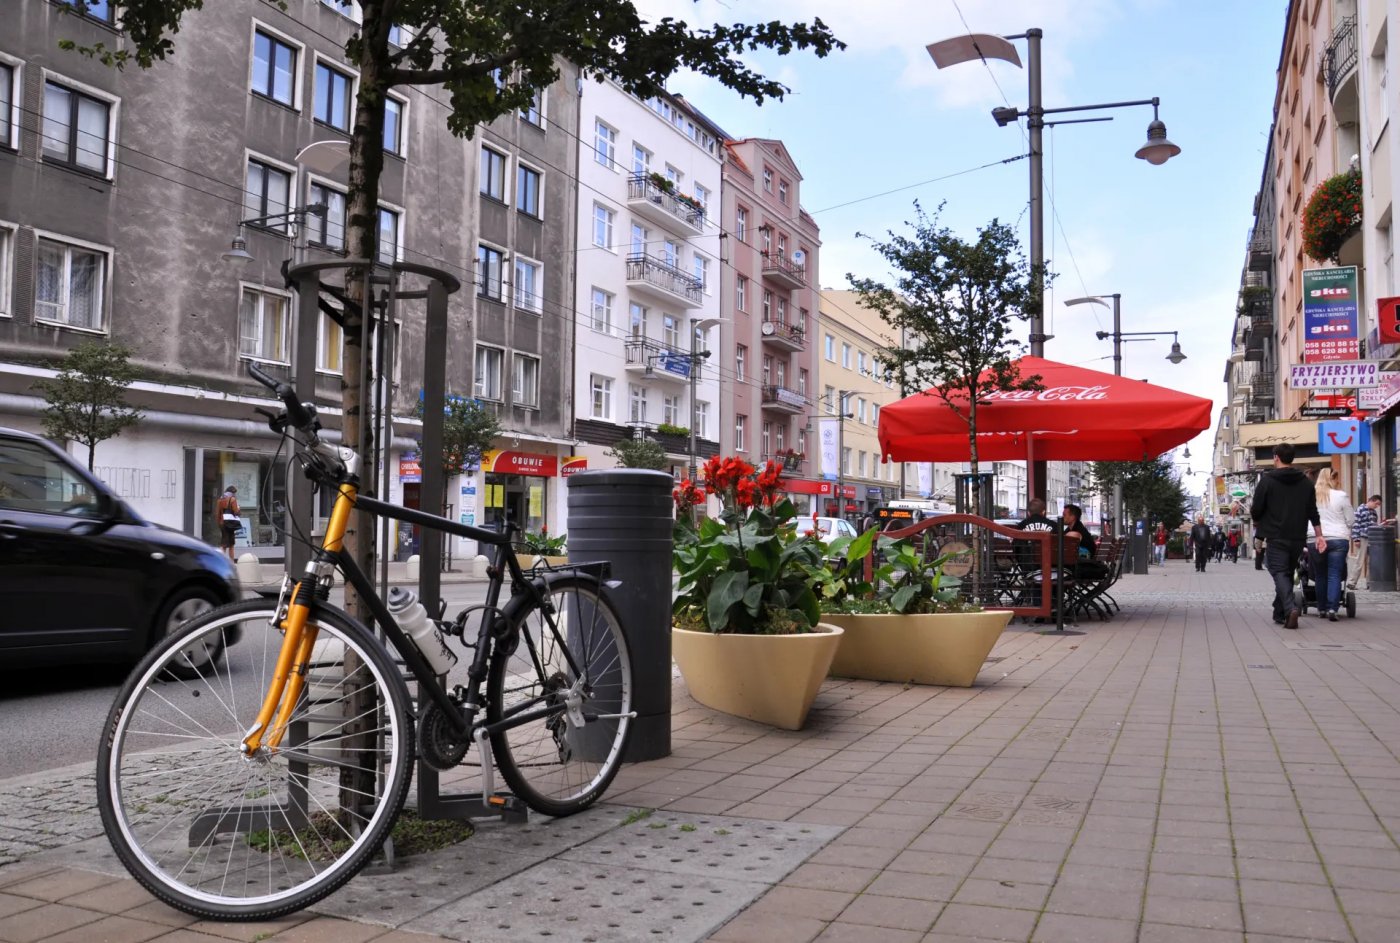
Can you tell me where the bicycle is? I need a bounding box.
[96,364,634,920]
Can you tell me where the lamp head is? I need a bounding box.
[1166,339,1187,364]
[1136,118,1181,165]
[221,232,254,266]
[991,106,1021,127]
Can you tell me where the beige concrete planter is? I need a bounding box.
[515,553,568,570]
[823,610,1013,687]
[671,624,844,730]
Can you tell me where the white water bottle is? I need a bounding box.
[387,587,458,676]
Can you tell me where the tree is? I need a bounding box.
[36,341,143,471]
[65,0,843,624]
[415,396,501,507]
[608,436,667,470]
[1087,458,1189,531]
[848,204,1041,517]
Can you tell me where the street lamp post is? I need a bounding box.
[835,390,854,520]
[688,317,724,482]
[927,29,1180,505]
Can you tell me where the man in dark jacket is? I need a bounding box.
[1190,516,1213,573]
[1250,443,1325,629]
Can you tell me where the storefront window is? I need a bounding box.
[197,449,288,553]
[482,473,547,536]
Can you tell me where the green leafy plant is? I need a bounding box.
[818,534,975,616]
[1301,169,1362,263]
[655,422,690,438]
[520,526,566,555]
[36,341,143,471]
[608,436,668,469]
[672,458,825,635]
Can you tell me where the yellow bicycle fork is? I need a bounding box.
[241,482,358,755]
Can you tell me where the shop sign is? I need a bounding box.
[1238,420,1319,448]
[1317,420,1371,454]
[784,479,856,497]
[560,456,589,477]
[1375,372,1400,413]
[398,452,422,483]
[1302,266,1360,362]
[1315,394,1357,409]
[1288,361,1384,389]
[1301,406,1350,418]
[480,449,558,477]
[1377,296,1400,345]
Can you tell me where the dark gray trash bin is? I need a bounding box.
[1130,518,1150,575]
[568,469,674,761]
[1368,523,1396,592]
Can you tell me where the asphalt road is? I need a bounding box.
[0,582,491,778]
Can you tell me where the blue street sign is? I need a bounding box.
[1317,420,1371,454]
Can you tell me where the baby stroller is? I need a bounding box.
[1295,543,1357,619]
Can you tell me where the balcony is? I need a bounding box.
[760,319,806,352]
[624,338,691,382]
[1247,222,1272,272]
[760,385,807,414]
[761,251,806,290]
[625,254,704,308]
[762,452,806,473]
[1325,15,1359,107]
[626,173,706,237]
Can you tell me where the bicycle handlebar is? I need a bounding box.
[247,362,316,431]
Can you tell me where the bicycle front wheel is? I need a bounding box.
[488,577,633,816]
[96,599,414,920]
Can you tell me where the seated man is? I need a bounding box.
[1014,498,1060,570]
[1063,503,1107,579]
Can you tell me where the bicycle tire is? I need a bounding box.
[97,598,414,920]
[487,577,633,816]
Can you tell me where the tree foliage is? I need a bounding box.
[608,436,668,470]
[414,396,501,501]
[848,204,1041,509]
[1086,457,1189,530]
[36,341,143,471]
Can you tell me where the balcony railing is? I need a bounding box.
[760,385,807,412]
[626,173,706,234]
[760,251,806,289]
[624,338,692,379]
[760,318,806,350]
[1325,14,1359,102]
[1247,222,1272,271]
[625,253,704,306]
[762,452,806,472]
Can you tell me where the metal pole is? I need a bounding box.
[688,318,699,481]
[1026,28,1048,511]
[1111,293,1124,543]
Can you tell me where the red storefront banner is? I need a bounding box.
[560,456,589,477]
[481,449,558,477]
[783,479,856,497]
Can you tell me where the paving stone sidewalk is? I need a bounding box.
[4,558,1400,942]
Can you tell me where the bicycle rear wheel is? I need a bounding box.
[487,577,632,816]
[96,599,413,920]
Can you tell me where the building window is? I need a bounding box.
[736,207,748,242]
[308,182,346,250]
[663,394,680,426]
[516,164,541,217]
[520,89,543,126]
[383,96,404,154]
[0,227,12,317]
[512,353,540,407]
[42,81,112,175]
[841,342,851,368]
[841,447,851,475]
[313,61,353,131]
[736,276,747,312]
[696,401,709,439]
[628,384,647,424]
[857,350,867,375]
[513,258,541,312]
[760,226,772,255]
[662,239,679,269]
[61,0,113,22]
[824,334,835,362]
[871,403,880,426]
[856,397,867,423]
[592,203,614,249]
[735,344,746,382]
[244,159,292,232]
[858,451,867,477]
[735,415,747,452]
[662,314,680,350]
[317,313,342,373]
[591,374,613,419]
[238,286,289,362]
[480,146,506,201]
[798,368,808,395]
[632,143,651,175]
[474,345,503,400]
[762,167,773,192]
[377,206,400,264]
[477,244,503,300]
[694,183,710,210]
[823,385,835,415]
[0,64,13,150]
[590,287,613,332]
[778,179,789,204]
[319,0,360,21]
[761,354,772,386]
[629,302,647,337]
[35,237,106,330]
[762,290,772,321]
[251,30,297,106]
[594,120,616,168]
[761,421,772,456]
[693,254,709,293]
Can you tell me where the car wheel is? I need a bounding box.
[154,587,222,680]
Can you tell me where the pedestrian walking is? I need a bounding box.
[1250,443,1324,629]
[1227,528,1241,563]
[1314,468,1352,622]
[1190,515,1213,573]
[1213,527,1226,563]
[1152,523,1168,566]
[216,485,241,561]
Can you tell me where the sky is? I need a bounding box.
[633,0,1288,486]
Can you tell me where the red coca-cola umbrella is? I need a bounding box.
[878,356,1212,463]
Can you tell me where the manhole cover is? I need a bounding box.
[1282,641,1386,652]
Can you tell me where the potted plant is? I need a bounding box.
[671,457,843,730]
[1301,168,1362,264]
[819,534,1013,687]
[776,447,805,471]
[516,526,567,569]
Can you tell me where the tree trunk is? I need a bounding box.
[967,394,983,604]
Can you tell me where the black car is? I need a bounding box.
[0,427,239,674]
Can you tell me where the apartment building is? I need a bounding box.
[718,138,823,511]
[0,0,578,558]
[570,82,723,476]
